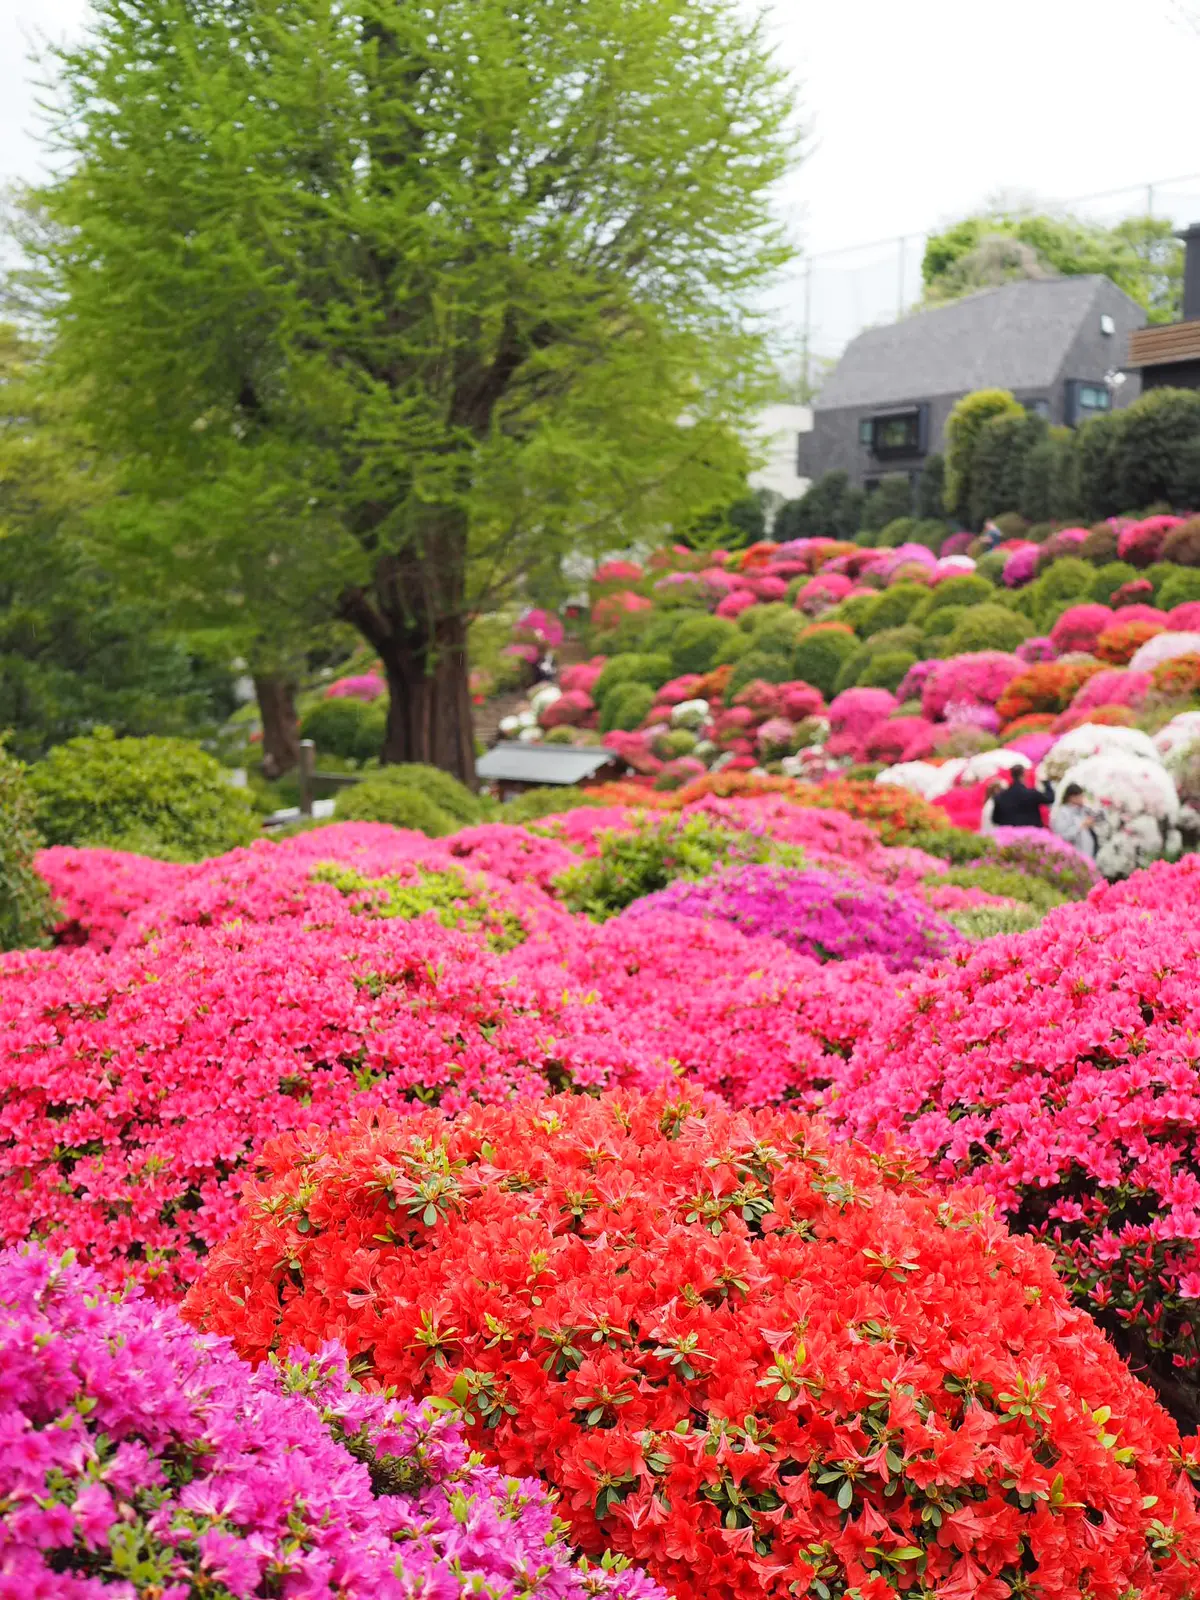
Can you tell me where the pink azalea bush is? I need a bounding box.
[619,862,958,971]
[325,672,386,702]
[921,652,1022,722]
[0,1244,662,1600]
[1050,603,1115,654]
[35,846,192,950]
[825,686,896,757]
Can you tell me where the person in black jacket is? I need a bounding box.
[991,764,1055,829]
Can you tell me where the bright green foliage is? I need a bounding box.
[919,607,966,654]
[333,771,456,834]
[0,741,54,950]
[1028,558,1095,628]
[832,594,878,632]
[309,861,524,950]
[502,787,610,825]
[1089,562,1139,605]
[1116,389,1200,511]
[974,552,1009,584]
[923,211,1183,323]
[791,631,858,698]
[1159,568,1200,613]
[877,517,918,549]
[726,650,795,699]
[916,455,946,519]
[946,904,1045,939]
[668,616,738,676]
[858,650,917,692]
[28,729,259,859]
[599,682,657,733]
[859,584,929,637]
[924,864,1068,914]
[375,764,491,826]
[298,698,387,765]
[0,325,235,762]
[968,410,1048,527]
[915,574,994,618]
[936,604,1031,657]
[31,0,795,782]
[907,828,991,864]
[943,389,1024,524]
[592,654,673,706]
[737,602,793,637]
[553,813,802,920]
[748,612,806,655]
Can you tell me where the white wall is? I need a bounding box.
[746,404,812,511]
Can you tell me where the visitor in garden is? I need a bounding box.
[990,764,1055,829]
[1050,783,1098,859]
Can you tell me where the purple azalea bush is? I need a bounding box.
[620,863,957,971]
[0,1245,666,1600]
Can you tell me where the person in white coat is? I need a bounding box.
[1050,783,1098,859]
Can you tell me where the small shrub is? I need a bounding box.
[371,763,489,826]
[28,729,259,861]
[1159,566,1200,614]
[725,649,795,701]
[946,903,1044,938]
[972,549,1008,583]
[938,602,1031,657]
[790,630,858,698]
[1089,560,1139,605]
[995,659,1106,720]
[859,582,929,637]
[1079,522,1121,563]
[1161,517,1200,567]
[668,615,739,676]
[333,771,457,833]
[1115,387,1200,509]
[0,742,53,950]
[598,680,657,732]
[856,648,917,693]
[919,573,994,615]
[877,514,918,547]
[298,696,386,764]
[923,864,1067,914]
[861,471,912,531]
[501,787,609,824]
[592,652,672,705]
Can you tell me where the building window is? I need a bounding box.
[860,406,927,459]
[858,418,874,446]
[1066,380,1112,426]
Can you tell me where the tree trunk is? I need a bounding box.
[337,523,477,786]
[254,673,301,778]
[375,616,476,782]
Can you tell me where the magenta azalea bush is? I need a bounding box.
[619,862,958,971]
[0,1243,662,1600]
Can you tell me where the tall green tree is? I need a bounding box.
[25,0,795,781]
[923,210,1184,323]
[0,322,236,760]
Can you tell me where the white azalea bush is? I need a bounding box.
[1040,724,1160,786]
[1054,753,1181,879]
[1129,630,1200,672]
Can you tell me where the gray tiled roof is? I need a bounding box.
[477,742,619,785]
[815,276,1126,411]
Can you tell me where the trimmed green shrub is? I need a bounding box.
[1075,413,1126,521]
[832,593,878,632]
[924,864,1067,914]
[726,649,795,700]
[0,740,54,950]
[598,680,657,733]
[298,697,387,765]
[1144,562,1176,601]
[908,827,992,864]
[791,630,859,698]
[738,602,793,636]
[1115,387,1200,510]
[1089,561,1139,605]
[333,771,456,834]
[591,653,671,705]
[944,388,1024,524]
[640,608,708,655]
[1159,566,1200,613]
[713,631,750,667]
[372,763,489,826]
[1029,557,1094,628]
[502,787,609,825]
[668,615,739,676]
[937,603,1031,657]
[862,473,913,532]
[911,518,950,551]
[859,650,917,692]
[947,904,1045,939]
[919,605,966,654]
[1020,433,1076,524]
[916,574,994,619]
[969,410,1047,527]
[916,454,946,519]
[992,512,1031,541]
[750,612,806,655]
[28,729,259,861]
[775,470,864,542]
[860,583,929,637]
[854,526,880,548]
[878,516,918,548]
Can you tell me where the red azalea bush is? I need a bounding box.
[828,877,1200,1425]
[999,712,1057,741]
[1095,619,1167,665]
[443,822,579,892]
[1117,515,1185,568]
[34,845,193,949]
[993,659,1106,722]
[1049,604,1115,655]
[593,591,652,632]
[189,1091,1200,1600]
[1111,579,1156,609]
[791,779,952,845]
[0,917,663,1296]
[1151,653,1200,699]
[1,1244,662,1600]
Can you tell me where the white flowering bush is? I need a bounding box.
[1056,753,1180,879]
[875,759,965,800]
[959,749,1031,785]
[1128,631,1200,672]
[670,698,710,730]
[1040,724,1160,786]
[1154,711,1200,758]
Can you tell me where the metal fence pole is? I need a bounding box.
[298,739,315,817]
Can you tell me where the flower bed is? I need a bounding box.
[187,1091,1200,1600]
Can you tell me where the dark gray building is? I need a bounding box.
[1129,223,1200,392]
[801,276,1146,494]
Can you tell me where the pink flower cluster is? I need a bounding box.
[324,672,385,702]
[0,1243,663,1600]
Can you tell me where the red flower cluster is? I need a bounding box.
[829,869,1200,1423]
[35,845,192,949]
[1095,618,1168,665]
[188,1091,1200,1600]
[0,917,664,1296]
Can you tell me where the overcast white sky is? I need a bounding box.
[4,0,1199,351]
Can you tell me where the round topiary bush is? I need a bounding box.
[592,653,673,705]
[995,659,1106,721]
[599,681,658,733]
[937,603,1031,657]
[859,581,929,637]
[3,1244,658,1600]
[334,770,457,832]
[373,763,489,827]
[1159,567,1200,615]
[918,572,995,615]
[28,729,259,861]
[724,649,795,701]
[1089,560,1140,605]
[1079,523,1120,564]
[299,695,387,764]
[857,647,918,692]
[668,615,739,677]
[790,630,859,699]
[189,1090,1200,1600]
